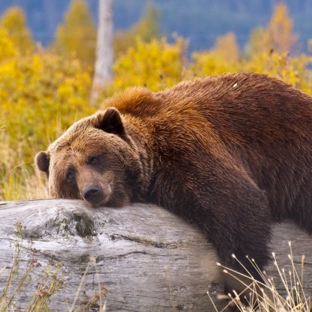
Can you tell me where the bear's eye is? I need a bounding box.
[65,170,75,183]
[87,156,99,165]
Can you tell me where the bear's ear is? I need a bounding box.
[93,107,125,135]
[35,151,50,173]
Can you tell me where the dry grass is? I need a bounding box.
[208,242,311,311]
[0,223,107,312]
[0,127,47,201]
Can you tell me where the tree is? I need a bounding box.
[91,0,114,104]
[51,0,96,66]
[0,28,17,62]
[210,32,240,64]
[0,6,34,53]
[246,3,298,56]
[189,32,240,77]
[110,37,187,93]
[114,2,160,57]
[245,27,272,56]
[268,3,298,54]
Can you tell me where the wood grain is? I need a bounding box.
[0,199,311,311]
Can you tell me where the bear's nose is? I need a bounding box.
[83,185,103,205]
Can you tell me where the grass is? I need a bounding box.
[0,223,107,312]
[0,127,47,201]
[208,242,311,311]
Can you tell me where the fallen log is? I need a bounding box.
[0,199,311,311]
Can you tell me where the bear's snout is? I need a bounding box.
[83,185,104,206]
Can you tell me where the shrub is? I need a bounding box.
[0,30,96,199]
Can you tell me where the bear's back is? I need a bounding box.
[104,72,312,223]
[104,73,312,123]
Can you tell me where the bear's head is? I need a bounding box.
[35,107,144,207]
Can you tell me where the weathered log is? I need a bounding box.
[0,200,311,311]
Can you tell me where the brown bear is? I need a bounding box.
[35,72,312,293]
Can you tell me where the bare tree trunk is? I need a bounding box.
[0,200,311,311]
[91,0,113,104]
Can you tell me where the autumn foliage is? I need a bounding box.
[0,28,95,199]
[0,6,34,53]
[0,2,312,200]
[50,0,96,66]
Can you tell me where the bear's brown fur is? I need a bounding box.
[36,72,312,291]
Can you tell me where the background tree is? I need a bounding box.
[51,0,96,66]
[190,32,240,76]
[210,32,240,64]
[0,28,17,62]
[245,27,272,56]
[268,3,298,54]
[91,0,113,104]
[246,3,298,56]
[110,37,187,93]
[0,6,34,53]
[114,2,160,57]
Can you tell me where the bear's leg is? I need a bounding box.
[194,175,272,296]
[291,192,312,235]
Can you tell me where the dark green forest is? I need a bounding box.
[0,0,312,53]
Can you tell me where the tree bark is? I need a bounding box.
[0,199,311,311]
[91,0,113,104]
